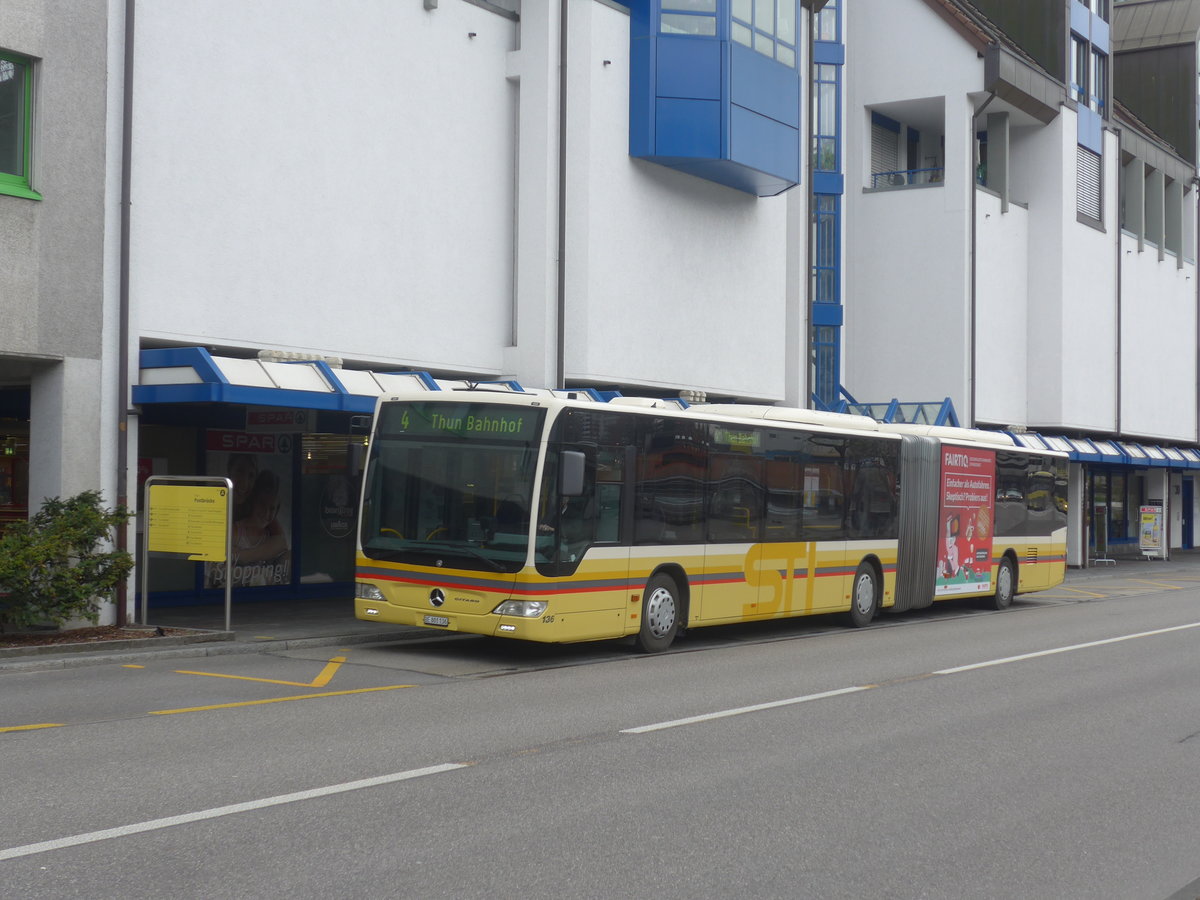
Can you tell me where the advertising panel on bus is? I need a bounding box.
[935,446,996,596]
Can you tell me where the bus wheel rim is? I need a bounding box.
[645,587,676,638]
[854,573,874,615]
[999,564,1012,599]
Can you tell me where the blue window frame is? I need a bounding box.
[812,195,839,305]
[731,0,799,67]
[813,63,839,172]
[661,0,718,36]
[815,0,840,42]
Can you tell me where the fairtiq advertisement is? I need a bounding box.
[935,446,996,597]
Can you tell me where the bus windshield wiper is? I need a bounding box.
[417,541,508,572]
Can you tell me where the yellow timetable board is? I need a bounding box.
[147,484,229,561]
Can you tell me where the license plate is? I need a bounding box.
[423,615,450,627]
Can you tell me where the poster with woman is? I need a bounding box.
[934,445,996,597]
[204,433,293,588]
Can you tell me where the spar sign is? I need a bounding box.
[935,446,996,597]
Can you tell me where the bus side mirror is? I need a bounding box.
[561,450,586,497]
[348,441,367,480]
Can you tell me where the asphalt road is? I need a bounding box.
[3,583,1200,899]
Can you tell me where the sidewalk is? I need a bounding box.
[0,596,430,673]
[4,550,1200,673]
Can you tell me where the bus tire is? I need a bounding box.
[636,573,680,653]
[990,557,1015,610]
[847,561,879,628]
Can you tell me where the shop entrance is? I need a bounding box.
[0,388,31,531]
[1183,479,1194,550]
[137,405,366,611]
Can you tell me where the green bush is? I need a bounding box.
[0,490,133,631]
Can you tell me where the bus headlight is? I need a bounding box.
[356,583,385,601]
[493,600,548,618]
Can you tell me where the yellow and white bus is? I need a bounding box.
[354,391,1067,652]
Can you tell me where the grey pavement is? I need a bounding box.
[4,548,1200,673]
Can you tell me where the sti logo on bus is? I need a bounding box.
[429,588,446,608]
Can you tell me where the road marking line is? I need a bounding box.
[122,665,145,669]
[0,723,65,733]
[0,763,468,862]
[934,621,1200,675]
[624,621,1200,735]
[1048,586,1110,599]
[620,685,871,734]
[174,656,347,688]
[1126,579,1183,590]
[150,684,413,715]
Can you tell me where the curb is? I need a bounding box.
[0,628,230,659]
[0,627,443,674]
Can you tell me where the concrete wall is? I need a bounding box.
[564,2,800,400]
[844,0,980,415]
[1120,228,1199,443]
[131,0,518,375]
[974,190,1030,428]
[130,0,809,401]
[0,0,114,508]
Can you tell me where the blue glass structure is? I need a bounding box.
[810,0,843,407]
[627,0,802,197]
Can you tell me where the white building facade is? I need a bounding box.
[4,0,1199,623]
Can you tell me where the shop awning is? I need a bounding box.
[133,347,534,414]
[1024,431,1200,469]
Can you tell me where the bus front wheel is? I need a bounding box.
[990,557,1015,610]
[636,574,680,653]
[847,561,879,628]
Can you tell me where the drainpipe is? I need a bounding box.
[1112,126,1120,437]
[115,0,136,626]
[968,90,996,427]
[555,0,567,389]
[805,3,815,408]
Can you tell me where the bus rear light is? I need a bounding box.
[493,600,548,618]
[356,583,385,601]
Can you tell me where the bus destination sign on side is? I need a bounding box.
[147,484,229,561]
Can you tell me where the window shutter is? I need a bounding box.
[1077,146,1101,219]
[871,123,898,177]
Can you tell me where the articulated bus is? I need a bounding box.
[354,390,1068,652]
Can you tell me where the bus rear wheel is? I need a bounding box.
[847,561,879,628]
[990,557,1015,610]
[636,573,680,653]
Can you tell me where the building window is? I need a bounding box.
[815,0,840,42]
[661,0,717,36]
[732,0,798,67]
[1077,145,1102,220]
[1089,48,1107,114]
[813,64,839,171]
[1071,36,1088,105]
[0,51,38,200]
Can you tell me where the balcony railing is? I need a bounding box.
[870,167,944,189]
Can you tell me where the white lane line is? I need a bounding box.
[620,686,871,734]
[933,621,1200,675]
[623,621,1200,735]
[0,763,467,862]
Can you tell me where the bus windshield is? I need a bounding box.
[359,400,546,573]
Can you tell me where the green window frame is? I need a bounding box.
[0,51,40,201]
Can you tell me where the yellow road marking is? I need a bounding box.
[1047,586,1110,599]
[150,684,413,715]
[1,723,65,733]
[122,665,145,669]
[175,656,347,688]
[1126,580,1183,590]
